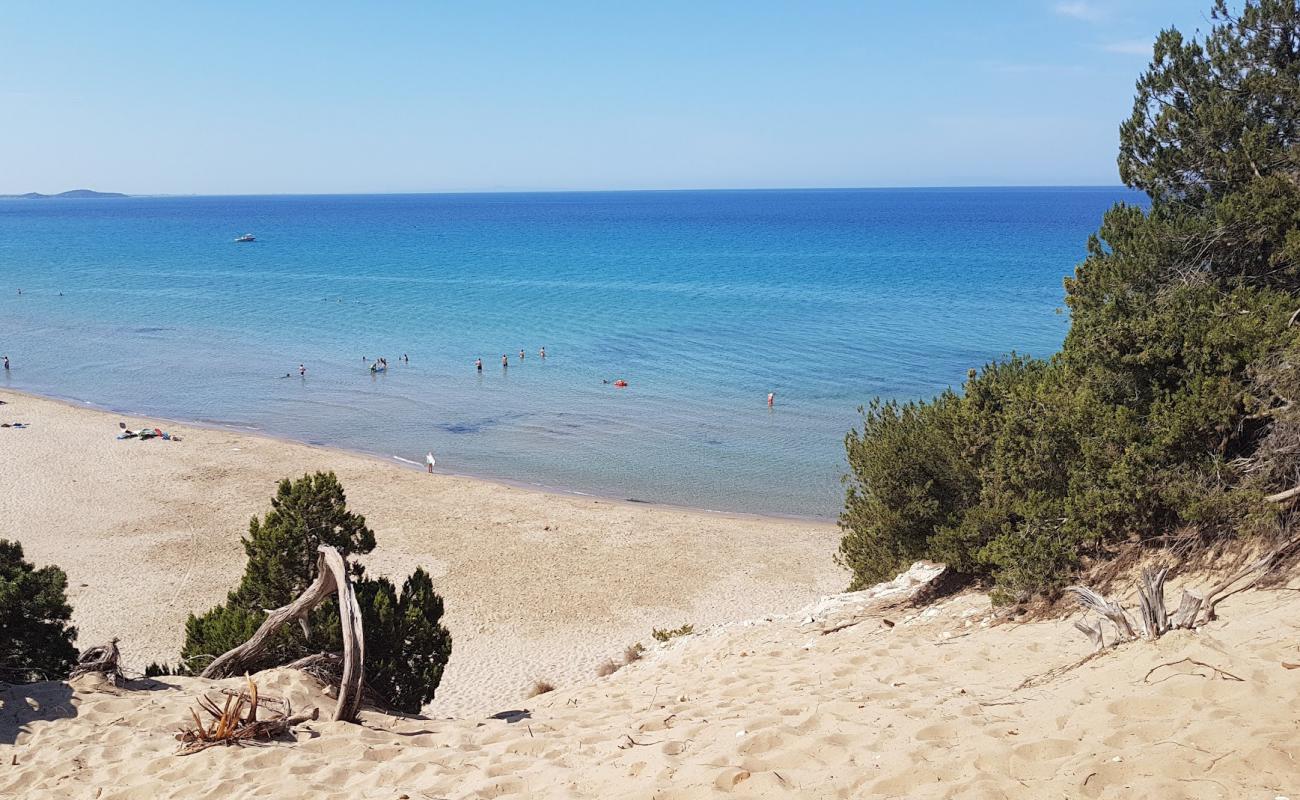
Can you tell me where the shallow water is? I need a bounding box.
[0,188,1142,517]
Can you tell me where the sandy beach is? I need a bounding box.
[5,560,1299,798]
[6,390,1298,798]
[0,390,844,716]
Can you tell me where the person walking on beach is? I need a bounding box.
[426,451,436,474]
[475,358,483,371]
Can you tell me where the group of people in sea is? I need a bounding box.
[363,354,408,373]
[477,347,546,371]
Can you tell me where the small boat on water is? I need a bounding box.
[235,233,256,243]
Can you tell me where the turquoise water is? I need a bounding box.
[0,188,1142,518]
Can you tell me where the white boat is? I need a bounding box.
[235,233,255,243]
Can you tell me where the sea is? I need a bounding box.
[0,188,1145,519]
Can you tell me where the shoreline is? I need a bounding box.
[3,386,838,526]
[0,388,845,716]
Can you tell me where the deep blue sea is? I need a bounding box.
[0,188,1143,518]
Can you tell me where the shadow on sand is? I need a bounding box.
[0,681,76,746]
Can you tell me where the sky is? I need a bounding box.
[0,1,1212,195]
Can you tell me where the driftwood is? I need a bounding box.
[1069,586,1138,642]
[69,638,123,685]
[1072,618,1105,650]
[284,652,395,711]
[199,546,366,723]
[1200,533,1300,621]
[1069,533,1300,649]
[1265,485,1300,504]
[1134,567,1170,638]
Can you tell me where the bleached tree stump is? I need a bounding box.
[200,546,366,723]
[1069,533,1300,648]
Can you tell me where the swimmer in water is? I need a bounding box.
[539,346,546,359]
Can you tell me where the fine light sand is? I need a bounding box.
[0,391,844,716]
[5,565,1300,799]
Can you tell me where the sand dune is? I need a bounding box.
[0,391,843,716]
[4,564,1298,799]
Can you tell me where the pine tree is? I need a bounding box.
[0,539,78,682]
[179,472,451,712]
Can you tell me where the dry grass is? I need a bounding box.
[175,677,316,755]
[527,679,556,698]
[595,660,621,677]
[623,643,646,664]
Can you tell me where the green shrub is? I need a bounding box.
[839,0,1300,599]
[0,539,78,682]
[179,472,451,713]
[651,623,694,642]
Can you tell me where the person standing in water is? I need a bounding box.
[519,349,525,362]
[475,358,483,371]
[426,451,436,474]
[299,364,307,377]
[767,392,775,407]
[502,354,509,368]
[2,355,8,370]
[539,346,546,359]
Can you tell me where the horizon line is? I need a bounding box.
[5,183,1136,199]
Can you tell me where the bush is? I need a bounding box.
[0,539,78,682]
[839,0,1300,600]
[651,623,694,642]
[179,472,452,713]
[595,660,620,677]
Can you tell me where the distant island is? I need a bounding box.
[0,189,128,199]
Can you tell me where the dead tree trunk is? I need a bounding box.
[1069,533,1300,648]
[1200,533,1300,621]
[1068,586,1138,642]
[69,638,123,684]
[200,545,366,723]
[1135,567,1170,638]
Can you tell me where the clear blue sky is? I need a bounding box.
[1,1,1208,194]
